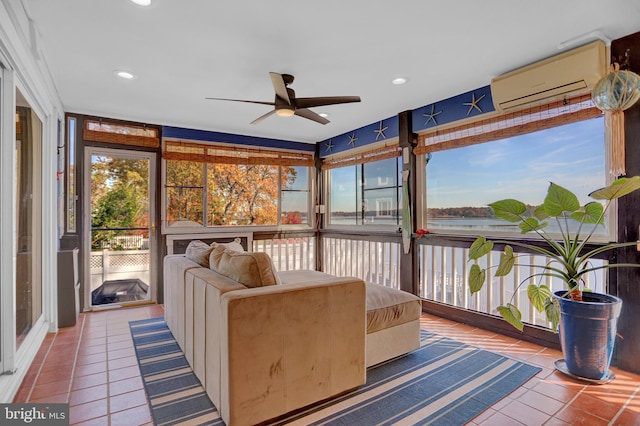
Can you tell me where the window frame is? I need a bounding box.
[415,95,615,242]
[65,116,77,233]
[161,140,315,234]
[323,143,403,230]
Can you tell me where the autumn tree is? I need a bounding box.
[165,160,300,226]
[165,160,204,225]
[90,157,149,249]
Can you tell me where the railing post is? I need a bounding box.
[102,248,109,282]
[398,110,418,295]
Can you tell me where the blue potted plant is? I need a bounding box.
[468,176,640,382]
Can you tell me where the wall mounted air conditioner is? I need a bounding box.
[490,40,606,111]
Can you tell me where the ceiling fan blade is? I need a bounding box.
[250,109,277,125]
[295,96,361,109]
[294,108,330,125]
[206,97,275,106]
[269,72,291,104]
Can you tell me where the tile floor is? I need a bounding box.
[12,305,640,425]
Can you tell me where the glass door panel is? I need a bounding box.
[15,90,43,349]
[86,148,156,308]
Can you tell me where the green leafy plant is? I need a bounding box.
[468,176,640,332]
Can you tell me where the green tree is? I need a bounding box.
[90,156,149,249]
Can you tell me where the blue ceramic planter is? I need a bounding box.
[553,290,622,381]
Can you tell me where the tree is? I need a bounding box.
[90,156,149,249]
[207,164,280,225]
[165,160,204,225]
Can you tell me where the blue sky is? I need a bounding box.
[426,117,605,208]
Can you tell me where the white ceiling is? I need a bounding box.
[24,0,640,144]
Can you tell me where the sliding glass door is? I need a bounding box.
[15,89,43,349]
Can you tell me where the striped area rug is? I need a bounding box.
[130,319,541,425]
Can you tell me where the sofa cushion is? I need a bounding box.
[209,245,279,288]
[185,240,214,267]
[365,283,422,333]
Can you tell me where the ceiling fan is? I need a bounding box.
[206,72,361,125]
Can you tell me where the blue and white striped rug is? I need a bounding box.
[130,318,541,425]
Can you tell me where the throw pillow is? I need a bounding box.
[209,245,279,288]
[185,240,214,267]
[211,238,245,252]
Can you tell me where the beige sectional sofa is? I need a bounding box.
[164,241,421,425]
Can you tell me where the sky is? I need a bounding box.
[329,116,606,212]
[426,117,606,208]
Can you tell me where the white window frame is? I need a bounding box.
[324,155,402,230]
[161,149,315,235]
[417,113,615,243]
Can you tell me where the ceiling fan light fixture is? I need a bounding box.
[275,107,295,117]
[114,70,135,79]
[130,0,152,6]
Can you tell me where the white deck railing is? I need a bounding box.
[253,236,317,272]
[90,249,150,291]
[321,236,401,289]
[417,243,607,329]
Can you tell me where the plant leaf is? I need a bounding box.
[589,176,640,200]
[469,236,493,260]
[519,217,547,234]
[469,264,486,293]
[489,199,526,223]
[497,304,524,331]
[545,298,561,333]
[571,201,604,225]
[495,246,515,276]
[534,205,549,220]
[527,284,552,313]
[543,182,580,216]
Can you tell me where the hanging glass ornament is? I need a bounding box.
[592,63,640,177]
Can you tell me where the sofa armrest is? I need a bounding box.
[163,254,201,350]
[219,277,366,426]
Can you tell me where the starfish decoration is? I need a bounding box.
[423,104,442,126]
[463,92,486,116]
[374,121,388,141]
[325,139,334,153]
[348,133,358,148]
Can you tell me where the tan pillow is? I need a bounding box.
[185,240,214,267]
[209,245,278,288]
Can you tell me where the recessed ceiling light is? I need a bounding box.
[392,77,408,85]
[319,112,330,118]
[114,70,135,79]
[130,0,151,6]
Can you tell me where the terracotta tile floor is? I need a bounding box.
[13,306,640,425]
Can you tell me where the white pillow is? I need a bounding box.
[185,240,214,267]
[211,238,245,252]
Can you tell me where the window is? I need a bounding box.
[66,116,76,232]
[206,163,280,226]
[166,160,204,227]
[84,120,159,148]
[324,144,402,227]
[281,166,310,224]
[417,95,608,238]
[163,141,313,229]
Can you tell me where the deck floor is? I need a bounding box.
[12,305,640,425]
